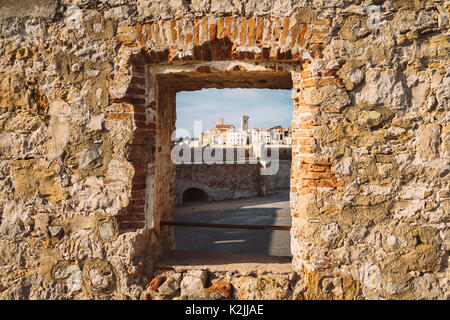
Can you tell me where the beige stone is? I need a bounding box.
[416,124,441,160]
[0,0,447,301]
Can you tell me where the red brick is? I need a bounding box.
[319,69,337,77]
[209,23,217,41]
[292,130,313,138]
[274,18,281,41]
[255,17,264,44]
[201,43,212,61]
[148,276,164,291]
[232,17,239,42]
[170,19,177,43]
[316,180,338,188]
[132,174,147,184]
[106,113,131,120]
[217,17,224,39]
[300,171,335,180]
[136,24,145,46]
[135,121,157,129]
[298,24,308,47]
[103,178,119,184]
[240,17,247,45]
[185,32,193,44]
[119,221,145,230]
[194,18,200,46]
[299,146,316,154]
[311,18,331,26]
[133,113,147,122]
[208,280,232,298]
[281,17,289,47]
[300,163,331,172]
[248,17,255,47]
[130,183,146,191]
[201,17,208,42]
[298,157,331,165]
[112,104,134,112]
[224,16,231,39]
[301,60,313,69]
[317,78,342,86]
[300,79,317,88]
[131,190,146,199]
[117,34,136,43]
[298,121,318,129]
[126,206,146,216]
[300,70,313,79]
[289,18,300,48]
[296,137,315,146]
[300,179,319,187]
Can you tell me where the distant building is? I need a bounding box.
[251,129,271,144]
[200,118,235,146]
[241,115,249,131]
[200,116,291,147]
[227,131,249,146]
[188,139,200,147]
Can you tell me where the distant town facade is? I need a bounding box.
[192,116,292,148]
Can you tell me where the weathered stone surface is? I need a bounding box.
[0,0,58,19]
[338,15,369,42]
[158,277,180,296]
[320,222,340,245]
[148,275,164,291]
[82,259,117,296]
[416,124,441,160]
[180,270,208,299]
[10,160,65,203]
[334,157,353,176]
[231,274,291,300]
[0,0,448,301]
[46,101,71,161]
[355,70,411,109]
[208,280,232,299]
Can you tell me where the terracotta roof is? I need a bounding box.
[216,124,235,129]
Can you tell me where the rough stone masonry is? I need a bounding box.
[0,0,448,299]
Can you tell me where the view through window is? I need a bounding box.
[172,88,293,257]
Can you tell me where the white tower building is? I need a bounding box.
[241,115,249,131]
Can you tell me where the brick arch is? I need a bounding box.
[176,181,213,205]
[116,15,331,64]
[107,52,157,231]
[112,14,345,244]
[182,186,210,203]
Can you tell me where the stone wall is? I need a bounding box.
[175,163,264,205]
[0,0,448,300]
[267,160,291,191]
[174,160,290,205]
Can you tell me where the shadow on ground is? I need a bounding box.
[173,190,291,256]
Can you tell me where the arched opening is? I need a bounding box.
[182,188,209,203]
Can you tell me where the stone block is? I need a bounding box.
[0,0,57,19]
[416,124,441,160]
[180,270,208,299]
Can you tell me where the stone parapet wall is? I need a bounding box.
[267,160,291,191]
[175,163,264,205]
[143,268,300,300]
[0,0,448,300]
[174,160,291,205]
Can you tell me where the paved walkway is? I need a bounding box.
[155,250,293,274]
[174,189,291,256]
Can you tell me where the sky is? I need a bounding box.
[175,88,293,139]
